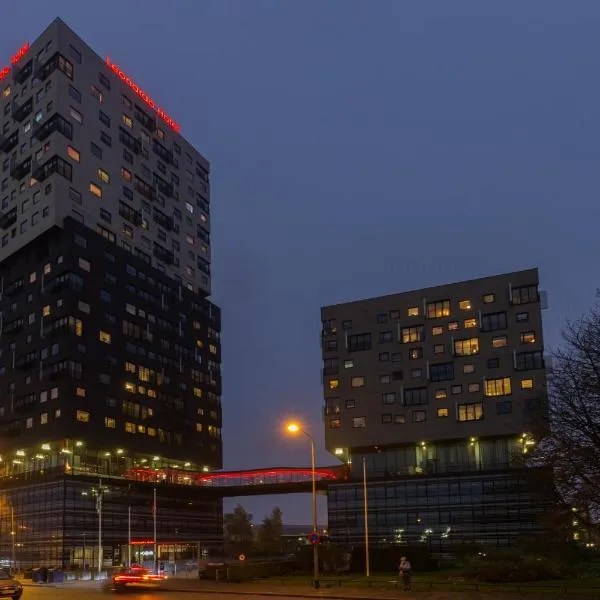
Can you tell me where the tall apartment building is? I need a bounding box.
[321,269,552,552]
[0,19,222,567]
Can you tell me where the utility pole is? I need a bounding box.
[97,479,103,574]
[11,506,15,574]
[362,457,370,577]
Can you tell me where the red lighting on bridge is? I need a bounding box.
[105,57,180,134]
[125,465,347,488]
[0,42,29,83]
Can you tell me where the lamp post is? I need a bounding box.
[286,423,319,589]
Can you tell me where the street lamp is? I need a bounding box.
[286,422,319,589]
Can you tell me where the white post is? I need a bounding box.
[362,457,370,577]
[128,505,132,567]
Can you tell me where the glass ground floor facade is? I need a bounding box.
[0,473,222,569]
[328,468,554,553]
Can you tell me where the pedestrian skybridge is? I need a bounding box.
[123,465,349,496]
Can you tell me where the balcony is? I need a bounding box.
[154,174,173,198]
[32,155,73,183]
[3,318,24,335]
[119,127,141,154]
[0,208,17,230]
[16,352,38,370]
[135,106,156,132]
[152,140,173,165]
[4,278,24,296]
[35,52,72,82]
[119,201,143,226]
[10,155,31,180]
[0,130,19,154]
[13,59,32,84]
[134,175,156,201]
[153,210,174,231]
[153,243,174,265]
[44,272,84,294]
[33,113,73,142]
[12,97,33,123]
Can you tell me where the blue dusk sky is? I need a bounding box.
[3,0,600,525]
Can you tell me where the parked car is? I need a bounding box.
[0,570,22,600]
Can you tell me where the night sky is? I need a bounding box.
[3,0,600,525]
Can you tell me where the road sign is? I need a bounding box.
[307,531,321,545]
[238,554,246,561]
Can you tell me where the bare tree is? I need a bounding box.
[536,303,600,532]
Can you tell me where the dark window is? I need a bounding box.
[379,331,393,343]
[323,358,338,375]
[91,142,102,159]
[516,311,529,322]
[515,351,544,371]
[487,358,499,369]
[68,85,81,103]
[376,313,388,324]
[99,72,111,89]
[99,208,111,223]
[325,339,337,351]
[69,187,82,205]
[404,387,428,406]
[511,285,538,305]
[69,45,82,64]
[395,414,406,424]
[99,111,111,127]
[345,399,355,409]
[412,410,426,423]
[391,352,402,362]
[430,362,454,382]
[342,320,352,330]
[100,290,112,303]
[481,311,507,332]
[122,95,132,109]
[100,131,112,147]
[123,149,133,164]
[347,333,372,353]
[381,413,393,424]
[496,401,512,415]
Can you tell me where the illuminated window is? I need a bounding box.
[121,167,132,182]
[437,408,449,418]
[329,417,341,429]
[42,305,51,317]
[124,382,136,394]
[138,367,150,382]
[98,168,110,183]
[74,318,83,336]
[402,326,424,344]
[483,293,495,304]
[209,344,217,354]
[122,114,133,128]
[89,183,102,198]
[521,378,533,390]
[76,410,90,423]
[484,377,512,397]
[432,326,443,336]
[122,224,133,238]
[2,85,10,98]
[492,336,507,348]
[458,402,483,422]
[90,85,104,102]
[328,378,339,390]
[70,106,83,123]
[463,364,475,374]
[196,423,203,432]
[43,263,51,275]
[76,387,86,398]
[41,413,48,424]
[448,321,458,331]
[459,300,472,311]
[454,338,479,356]
[435,389,447,399]
[344,359,354,369]
[125,362,136,373]
[433,344,445,354]
[137,424,146,434]
[51,387,59,399]
[99,331,111,344]
[147,389,156,399]
[464,318,477,329]
[105,417,115,428]
[352,416,366,428]
[468,382,480,393]
[427,300,450,319]
[193,387,202,398]
[125,422,135,433]
[79,258,91,272]
[409,347,423,360]
[147,427,156,436]
[67,146,80,162]
[351,376,365,388]
[520,331,536,344]
[408,307,419,317]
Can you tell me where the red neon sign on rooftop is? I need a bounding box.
[0,42,30,83]
[105,57,181,134]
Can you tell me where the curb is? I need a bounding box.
[160,588,410,599]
